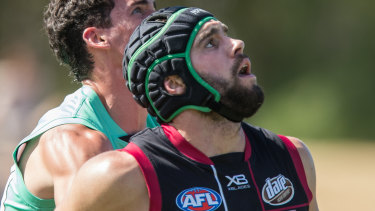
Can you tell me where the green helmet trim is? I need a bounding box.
[126,8,188,89]
[185,16,220,102]
[143,16,219,122]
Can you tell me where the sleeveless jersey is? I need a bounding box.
[0,85,158,211]
[122,123,312,211]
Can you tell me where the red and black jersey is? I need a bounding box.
[120,123,312,211]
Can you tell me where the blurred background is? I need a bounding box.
[1,0,374,210]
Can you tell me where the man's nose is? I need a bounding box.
[230,38,245,57]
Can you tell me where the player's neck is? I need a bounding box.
[82,71,148,134]
[170,111,246,157]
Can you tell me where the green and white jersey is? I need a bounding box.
[0,86,158,211]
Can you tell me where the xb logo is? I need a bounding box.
[225,174,250,191]
[225,174,248,186]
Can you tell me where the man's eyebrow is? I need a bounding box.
[130,0,151,7]
[222,24,229,33]
[196,23,228,46]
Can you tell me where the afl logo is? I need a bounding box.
[261,174,294,206]
[176,187,222,211]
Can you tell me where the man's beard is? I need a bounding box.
[199,55,265,120]
[220,79,264,119]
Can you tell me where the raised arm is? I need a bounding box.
[287,136,319,211]
[55,150,149,211]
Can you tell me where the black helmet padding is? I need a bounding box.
[123,7,243,123]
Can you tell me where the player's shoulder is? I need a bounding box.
[56,150,148,210]
[285,136,318,210]
[285,136,312,158]
[82,150,141,179]
[40,124,112,154]
[285,136,316,182]
[76,151,147,204]
[43,124,107,140]
[35,124,112,173]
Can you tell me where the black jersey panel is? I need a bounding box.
[241,123,310,210]
[123,124,311,211]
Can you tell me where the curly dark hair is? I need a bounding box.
[44,0,115,81]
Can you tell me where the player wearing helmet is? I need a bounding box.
[56,7,318,211]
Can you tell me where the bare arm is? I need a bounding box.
[287,136,319,211]
[19,124,112,205]
[55,150,149,211]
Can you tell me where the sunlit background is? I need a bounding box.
[1,0,374,210]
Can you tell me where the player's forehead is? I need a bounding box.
[194,20,228,45]
[201,20,228,32]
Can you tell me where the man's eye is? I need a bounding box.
[206,40,216,48]
[131,7,142,15]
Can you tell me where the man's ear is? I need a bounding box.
[164,75,186,95]
[82,27,110,49]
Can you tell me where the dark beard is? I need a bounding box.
[220,81,264,119]
[199,55,264,119]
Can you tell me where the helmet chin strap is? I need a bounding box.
[205,96,244,122]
